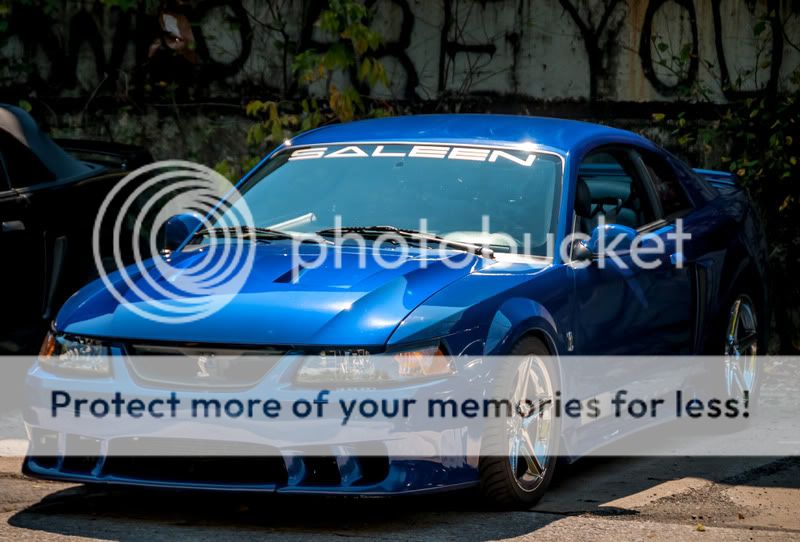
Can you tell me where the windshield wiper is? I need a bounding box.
[194,226,331,244]
[316,225,495,259]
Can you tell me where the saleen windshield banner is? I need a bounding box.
[287,145,540,166]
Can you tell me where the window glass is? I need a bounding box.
[0,132,54,188]
[576,150,656,232]
[640,152,692,217]
[214,144,563,256]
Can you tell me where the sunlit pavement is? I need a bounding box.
[1,451,799,541]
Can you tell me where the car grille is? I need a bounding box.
[104,438,290,485]
[125,344,287,389]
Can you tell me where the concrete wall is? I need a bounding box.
[1,0,798,161]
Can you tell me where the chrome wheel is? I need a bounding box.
[724,295,758,399]
[508,355,554,492]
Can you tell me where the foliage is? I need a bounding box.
[215,0,392,180]
[0,2,9,34]
[652,18,800,352]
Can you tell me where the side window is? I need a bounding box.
[0,131,54,188]
[639,152,692,217]
[575,149,657,233]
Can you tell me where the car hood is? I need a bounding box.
[56,244,488,347]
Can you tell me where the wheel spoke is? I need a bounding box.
[726,361,746,396]
[733,365,746,394]
[522,398,552,428]
[728,298,742,342]
[514,362,529,401]
[520,429,544,476]
[518,358,533,402]
[726,363,735,396]
[736,331,758,352]
[509,437,521,474]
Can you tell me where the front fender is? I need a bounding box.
[485,297,562,355]
[387,266,570,357]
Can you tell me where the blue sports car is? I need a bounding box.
[24,115,768,507]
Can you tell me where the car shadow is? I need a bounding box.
[8,455,797,541]
[7,483,564,541]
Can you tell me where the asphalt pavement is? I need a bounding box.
[1,453,798,541]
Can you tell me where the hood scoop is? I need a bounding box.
[273,264,308,284]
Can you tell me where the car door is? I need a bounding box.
[633,147,696,353]
[570,146,694,355]
[0,145,48,348]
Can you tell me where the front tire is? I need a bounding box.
[479,336,559,508]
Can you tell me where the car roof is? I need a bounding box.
[288,114,656,155]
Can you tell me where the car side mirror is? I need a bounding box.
[571,239,592,262]
[161,213,203,252]
[573,223,638,262]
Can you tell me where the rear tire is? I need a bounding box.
[479,336,559,508]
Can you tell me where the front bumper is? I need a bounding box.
[22,452,479,495]
[22,353,483,495]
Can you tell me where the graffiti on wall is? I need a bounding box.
[0,0,797,103]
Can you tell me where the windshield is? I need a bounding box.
[221,144,562,256]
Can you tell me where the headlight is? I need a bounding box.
[295,345,453,384]
[38,332,111,376]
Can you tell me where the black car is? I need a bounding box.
[0,105,154,352]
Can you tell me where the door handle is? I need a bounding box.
[1,220,25,232]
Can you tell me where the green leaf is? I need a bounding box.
[245,100,266,117]
[271,120,283,143]
[213,159,235,181]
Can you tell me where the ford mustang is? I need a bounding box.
[23,114,768,507]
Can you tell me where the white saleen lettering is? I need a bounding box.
[288,147,328,160]
[448,147,490,161]
[324,146,369,158]
[288,145,538,167]
[372,145,406,157]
